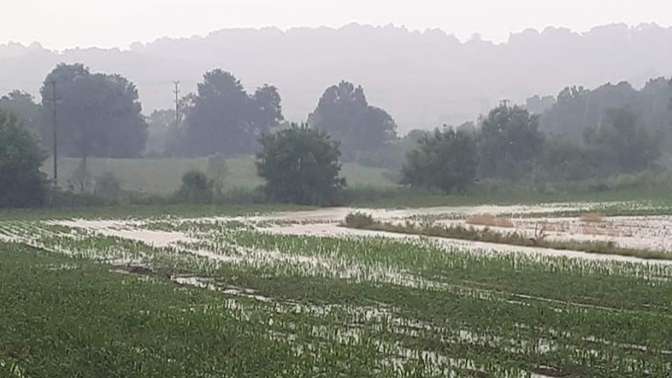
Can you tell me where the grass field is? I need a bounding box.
[346,187,672,212]
[43,156,399,194]
[39,157,672,217]
[1,203,672,377]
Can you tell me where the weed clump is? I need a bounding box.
[344,212,375,228]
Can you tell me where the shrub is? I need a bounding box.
[176,170,214,203]
[344,212,375,228]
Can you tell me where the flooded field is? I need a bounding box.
[26,202,672,264]
[1,201,671,377]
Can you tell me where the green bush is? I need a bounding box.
[176,170,214,203]
[344,212,375,228]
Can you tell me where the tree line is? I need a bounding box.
[0,64,396,162]
[401,101,664,193]
[1,62,670,206]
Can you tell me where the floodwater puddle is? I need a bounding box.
[46,263,80,271]
[50,219,194,248]
[263,221,672,265]
[441,215,672,252]
[171,275,273,302]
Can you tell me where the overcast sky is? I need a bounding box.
[3,0,672,50]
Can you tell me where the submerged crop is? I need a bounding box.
[1,202,671,377]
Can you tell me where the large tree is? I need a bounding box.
[183,70,283,156]
[256,123,346,205]
[40,64,148,159]
[308,81,397,160]
[478,104,544,180]
[0,111,48,207]
[402,127,478,192]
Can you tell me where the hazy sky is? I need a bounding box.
[3,0,672,50]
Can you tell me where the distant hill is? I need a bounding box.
[2,23,672,132]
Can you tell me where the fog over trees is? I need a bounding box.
[478,105,544,180]
[0,22,671,205]
[535,78,672,148]
[178,69,283,157]
[308,81,396,159]
[2,23,672,131]
[41,64,148,159]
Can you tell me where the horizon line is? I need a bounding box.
[1,21,670,53]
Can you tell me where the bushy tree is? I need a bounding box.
[584,107,660,174]
[0,90,45,139]
[401,127,478,192]
[183,70,283,156]
[0,111,48,207]
[256,124,346,205]
[308,81,396,160]
[478,104,544,180]
[251,84,283,137]
[41,63,148,159]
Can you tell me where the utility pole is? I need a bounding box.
[173,81,181,126]
[50,80,59,186]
